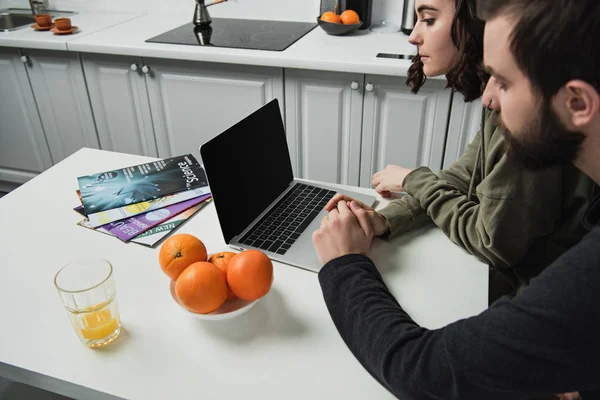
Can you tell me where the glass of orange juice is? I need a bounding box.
[54,258,122,348]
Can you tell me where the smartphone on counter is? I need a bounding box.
[376,53,415,60]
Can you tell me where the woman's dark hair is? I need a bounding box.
[406,0,489,102]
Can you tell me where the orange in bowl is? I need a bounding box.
[340,10,360,25]
[175,261,227,314]
[227,250,273,301]
[320,11,342,24]
[159,233,207,280]
[208,251,238,300]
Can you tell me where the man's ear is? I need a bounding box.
[563,80,600,128]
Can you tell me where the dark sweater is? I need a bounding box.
[318,194,600,400]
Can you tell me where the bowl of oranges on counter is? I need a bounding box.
[318,9,362,36]
[159,234,273,320]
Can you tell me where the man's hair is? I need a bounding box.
[406,0,489,102]
[477,0,600,101]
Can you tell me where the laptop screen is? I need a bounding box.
[200,99,294,244]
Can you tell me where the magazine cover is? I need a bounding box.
[128,201,211,247]
[86,187,210,227]
[77,154,208,214]
[103,194,211,241]
[76,200,212,247]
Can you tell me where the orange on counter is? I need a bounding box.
[159,234,207,280]
[175,262,227,314]
[208,251,238,300]
[227,250,273,301]
[320,11,342,23]
[340,9,360,25]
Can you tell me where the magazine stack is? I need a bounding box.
[74,154,212,247]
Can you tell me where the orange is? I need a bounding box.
[227,250,273,301]
[320,11,341,24]
[175,262,227,314]
[340,9,360,25]
[159,234,207,280]
[208,251,238,300]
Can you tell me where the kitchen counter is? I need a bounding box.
[0,9,418,76]
[0,11,142,51]
[67,14,417,76]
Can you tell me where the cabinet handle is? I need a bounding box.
[21,55,29,64]
[130,63,139,72]
[365,82,374,92]
[350,81,359,90]
[141,65,150,74]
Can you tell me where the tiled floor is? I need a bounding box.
[0,376,72,399]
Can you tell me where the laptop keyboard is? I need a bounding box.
[239,183,336,255]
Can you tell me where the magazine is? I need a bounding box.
[86,187,210,228]
[79,194,211,241]
[77,154,208,214]
[76,199,212,247]
[128,201,211,247]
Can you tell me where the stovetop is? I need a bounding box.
[146,18,317,51]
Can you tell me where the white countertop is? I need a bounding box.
[0,148,487,400]
[66,14,417,76]
[0,9,418,76]
[0,11,142,51]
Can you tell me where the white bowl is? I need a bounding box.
[169,280,260,321]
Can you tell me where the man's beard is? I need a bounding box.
[498,100,585,170]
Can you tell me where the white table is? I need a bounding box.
[0,148,487,400]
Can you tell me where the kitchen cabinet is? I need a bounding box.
[285,69,453,187]
[21,49,99,163]
[443,94,482,168]
[359,74,452,187]
[284,69,364,186]
[142,58,284,158]
[82,55,284,159]
[82,54,158,157]
[0,47,52,186]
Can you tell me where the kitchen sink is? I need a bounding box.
[0,8,77,32]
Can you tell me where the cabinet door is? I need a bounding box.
[284,69,363,186]
[359,75,452,187]
[443,94,482,168]
[23,49,99,163]
[82,54,157,157]
[0,47,52,184]
[142,58,284,158]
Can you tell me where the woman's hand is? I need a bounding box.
[372,165,413,197]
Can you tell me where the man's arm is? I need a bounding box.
[318,232,600,400]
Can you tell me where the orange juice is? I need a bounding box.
[68,298,121,348]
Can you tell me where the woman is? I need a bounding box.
[324,0,593,302]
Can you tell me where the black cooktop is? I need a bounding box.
[147,18,317,51]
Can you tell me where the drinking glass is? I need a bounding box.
[54,258,122,348]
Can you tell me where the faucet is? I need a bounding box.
[193,0,229,26]
[28,0,47,15]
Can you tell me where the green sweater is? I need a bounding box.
[378,110,594,287]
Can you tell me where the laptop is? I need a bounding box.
[200,99,376,273]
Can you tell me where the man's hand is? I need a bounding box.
[372,165,413,197]
[325,194,390,236]
[312,200,374,265]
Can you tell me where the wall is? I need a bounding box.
[1,0,405,24]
